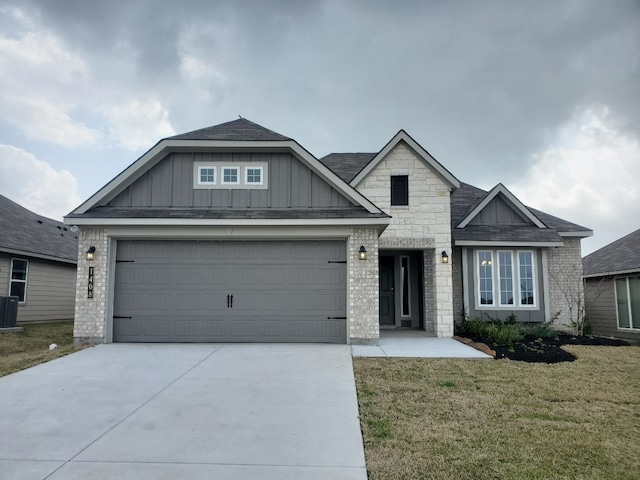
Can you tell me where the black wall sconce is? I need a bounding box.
[441,250,449,264]
[359,245,367,260]
[86,246,96,261]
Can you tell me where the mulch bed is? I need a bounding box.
[456,334,630,363]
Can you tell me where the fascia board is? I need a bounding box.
[64,217,390,227]
[583,268,640,279]
[454,240,564,247]
[350,130,460,189]
[0,247,77,264]
[559,230,593,237]
[456,184,546,229]
[71,139,385,216]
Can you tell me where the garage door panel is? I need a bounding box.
[113,240,346,343]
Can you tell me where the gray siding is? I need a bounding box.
[0,254,76,324]
[452,246,464,322]
[106,152,354,209]
[464,248,546,322]
[586,277,640,341]
[469,195,530,226]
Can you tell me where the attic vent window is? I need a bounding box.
[391,175,409,206]
[222,167,239,185]
[198,166,216,185]
[194,161,268,190]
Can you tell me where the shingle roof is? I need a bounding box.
[583,228,640,277]
[167,118,291,141]
[67,207,388,220]
[450,183,591,243]
[0,195,78,262]
[319,153,376,183]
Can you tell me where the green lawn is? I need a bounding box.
[0,321,89,377]
[354,345,640,480]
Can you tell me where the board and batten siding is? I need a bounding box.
[585,277,640,341]
[469,196,530,226]
[0,254,76,324]
[106,152,354,209]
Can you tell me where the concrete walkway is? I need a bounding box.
[0,344,366,480]
[352,330,493,358]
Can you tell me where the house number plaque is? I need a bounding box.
[88,267,94,299]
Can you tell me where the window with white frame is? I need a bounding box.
[476,250,537,308]
[615,276,640,330]
[10,258,28,303]
[197,166,216,185]
[245,166,263,185]
[221,166,240,185]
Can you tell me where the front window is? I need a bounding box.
[616,276,640,330]
[390,175,409,206]
[245,167,263,185]
[198,166,216,185]
[478,251,494,305]
[477,250,536,308]
[10,258,28,303]
[222,167,239,184]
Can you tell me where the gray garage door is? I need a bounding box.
[113,240,347,343]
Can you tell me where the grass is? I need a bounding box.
[354,345,640,480]
[0,321,89,377]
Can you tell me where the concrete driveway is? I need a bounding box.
[0,344,367,480]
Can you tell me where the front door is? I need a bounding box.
[379,256,395,325]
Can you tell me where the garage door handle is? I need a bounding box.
[327,316,347,320]
[113,316,132,319]
[230,295,234,308]
[227,294,230,308]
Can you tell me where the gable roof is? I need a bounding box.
[456,183,546,229]
[66,119,388,223]
[451,183,592,246]
[348,130,460,189]
[583,228,640,277]
[0,195,77,263]
[319,153,376,183]
[167,118,291,141]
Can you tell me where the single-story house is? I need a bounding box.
[583,228,640,341]
[0,194,78,324]
[64,118,592,344]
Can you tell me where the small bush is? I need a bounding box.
[522,322,559,339]
[456,318,489,338]
[487,322,523,346]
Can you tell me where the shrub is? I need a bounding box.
[456,318,489,338]
[486,322,523,346]
[522,322,559,339]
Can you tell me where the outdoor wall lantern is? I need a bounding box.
[86,246,96,261]
[441,250,449,264]
[359,245,367,260]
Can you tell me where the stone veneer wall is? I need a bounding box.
[349,228,380,344]
[356,142,454,337]
[74,227,109,342]
[545,238,584,331]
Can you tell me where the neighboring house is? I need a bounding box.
[0,195,78,324]
[64,118,591,344]
[583,229,640,341]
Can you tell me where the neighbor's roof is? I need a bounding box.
[0,195,77,263]
[167,118,291,141]
[450,183,592,245]
[583,228,640,277]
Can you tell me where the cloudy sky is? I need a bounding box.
[0,0,638,256]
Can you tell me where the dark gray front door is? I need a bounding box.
[113,240,347,343]
[379,256,395,325]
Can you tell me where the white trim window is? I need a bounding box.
[245,166,263,185]
[221,166,240,185]
[10,258,28,303]
[476,250,537,308]
[478,251,494,305]
[615,276,640,330]
[197,166,216,185]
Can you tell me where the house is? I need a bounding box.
[0,194,78,324]
[583,229,640,341]
[64,118,591,344]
